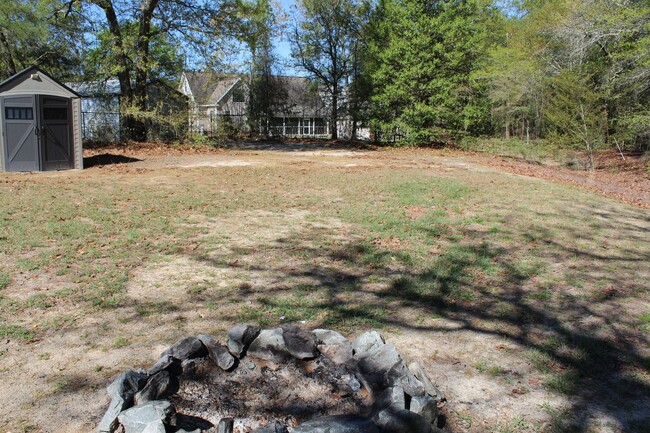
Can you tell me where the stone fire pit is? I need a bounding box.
[98,325,446,433]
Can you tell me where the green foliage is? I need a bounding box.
[544,70,608,168]
[480,0,650,153]
[291,0,363,139]
[0,0,82,80]
[85,21,183,85]
[366,0,495,145]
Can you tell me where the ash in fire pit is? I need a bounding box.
[98,325,446,433]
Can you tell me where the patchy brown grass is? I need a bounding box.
[0,145,648,433]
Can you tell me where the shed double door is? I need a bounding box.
[2,95,73,172]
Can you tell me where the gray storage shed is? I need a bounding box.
[0,66,83,172]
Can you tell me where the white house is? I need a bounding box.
[178,71,329,137]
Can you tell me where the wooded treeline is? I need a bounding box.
[1,0,648,152]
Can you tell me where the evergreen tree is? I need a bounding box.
[367,0,495,145]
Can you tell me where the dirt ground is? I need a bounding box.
[1,142,648,433]
[83,142,650,209]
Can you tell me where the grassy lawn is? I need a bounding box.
[0,149,648,432]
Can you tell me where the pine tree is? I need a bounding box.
[367,0,494,145]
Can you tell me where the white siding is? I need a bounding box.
[72,98,83,169]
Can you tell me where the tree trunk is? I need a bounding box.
[95,0,135,140]
[331,83,338,140]
[132,0,159,142]
[0,29,17,78]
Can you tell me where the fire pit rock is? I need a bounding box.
[98,326,446,433]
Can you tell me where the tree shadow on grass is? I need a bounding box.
[48,199,648,432]
[179,205,650,432]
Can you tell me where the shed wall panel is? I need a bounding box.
[72,98,83,169]
[0,68,83,172]
[0,109,4,171]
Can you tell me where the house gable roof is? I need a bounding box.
[276,75,325,117]
[181,71,240,106]
[179,71,326,116]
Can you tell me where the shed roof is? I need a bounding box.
[0,66,81,98]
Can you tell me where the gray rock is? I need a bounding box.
[319,343,353,365]
[409,362,445,402]
[409,395,438,425]
[351,331,385,355]
[251,421,289,433]
[148,355,182,376]
[117,400,175,433]
[372,409,433,433]
[282,325,319,359]
[161,337,208,360]
[98,370,148,432]
[313,329,353,365]
[198,334,236,370]
[216,417,234,433]
[227,324,261,357]
[293,415,380,433]
[247,328,290,361]
[181,358,197,377]
[354,343,397,388]
[133,371,179,405]
[342,374,362,392]
[139,421,166,433]
[372,386,406,413]
[386,358,426,397]
[312,329,348,345]
[354,343,425,396]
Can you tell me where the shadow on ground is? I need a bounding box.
[217,138,377,152]
[84,153,142,168]
[175,203,650,432]
[37,196,648,432]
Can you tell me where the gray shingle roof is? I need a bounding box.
[183,72,239,106]
[276,75,326,117]
[65,79,121,96]
[182,72,326,117]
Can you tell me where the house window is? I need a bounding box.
[5,107,33,120]
[232,89,245,103]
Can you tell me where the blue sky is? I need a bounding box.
[274,0,299,75]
